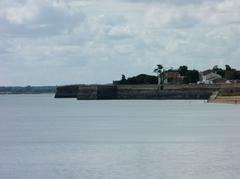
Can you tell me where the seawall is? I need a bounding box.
[208,87,240,104]
[54,85,79,98]
[55,84,240,100]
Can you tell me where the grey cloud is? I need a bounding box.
[99,15,127,25]
[167,15,198,28]
[0,2,85,37]
[1,0,240,85]
[107,26,134,40]
[118,0,224,5]
[33,5,85,27]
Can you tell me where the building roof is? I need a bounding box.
[201,70,213,76]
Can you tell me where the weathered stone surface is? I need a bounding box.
[55,84,240,100]
[54,85,79,98]
[76,85,117,100]
[77,85,98,100]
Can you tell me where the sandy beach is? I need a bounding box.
[209,96,240,104]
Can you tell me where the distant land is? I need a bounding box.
[54,64,240,104]
[0,86,56,94]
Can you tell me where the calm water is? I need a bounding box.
[0,94,240,179]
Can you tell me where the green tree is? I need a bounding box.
[114,74,158,85]
[121,74,126,83]
[178,65,188,76]
[183,70,199,84]
[212,65,225,78]
[225,65,232,71]
[127,74,157,84]
[153,64,165,90]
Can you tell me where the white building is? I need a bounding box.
[199,70,222,84]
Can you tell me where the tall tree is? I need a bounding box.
[225,65,232,71]
[154,64,165,90]
[183,70,199,84]
[178,65,188,76]
[212,65,224,78]
[121,74,126,82]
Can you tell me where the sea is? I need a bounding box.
[0,94,240,179]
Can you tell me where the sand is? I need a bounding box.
[209,96,240,104]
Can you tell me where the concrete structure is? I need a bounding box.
[54,85,79,98]
[55,84,240,100]
[77,85,117,99]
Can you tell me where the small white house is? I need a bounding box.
[199,70,222,84]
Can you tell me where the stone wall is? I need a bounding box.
[97,85,117,99]
[116,85,213,99]
[54,84,238,100]
[77,85,98,100]
[76,85,117,100]
[55,85,79,98]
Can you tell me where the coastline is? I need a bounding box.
[55,84,240,101]
[208,96,240,104]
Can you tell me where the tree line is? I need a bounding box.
[114,64,240,85]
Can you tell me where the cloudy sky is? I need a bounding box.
[0,0,240,85]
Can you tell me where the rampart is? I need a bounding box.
[55,84,240,100]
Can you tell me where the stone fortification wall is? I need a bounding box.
[55,84,240,100]
[77,85,98,100]
[76,85,117,100]
[116,85,213,99]
[54,85,79,98]
[97,85,117,99]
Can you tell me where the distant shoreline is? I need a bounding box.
[0,92,55,95]
[0,86,56,95]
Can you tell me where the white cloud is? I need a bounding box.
[0,0,240,85]
[119,0,224,5]
[0,0,85,37]
[3,5,36,24]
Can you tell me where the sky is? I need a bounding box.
[0,0,240,86]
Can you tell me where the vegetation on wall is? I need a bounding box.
[114,64,240,85]
[114,74,158,85]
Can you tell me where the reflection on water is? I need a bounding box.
[0,95,240,178]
